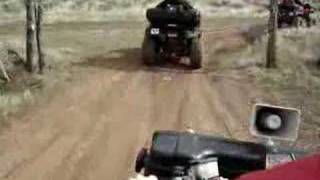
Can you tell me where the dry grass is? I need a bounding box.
[0,20,146,125]
[210,25,320,151]
[0,0,270,23]
[0,41,38,125]
[261,28,320,150]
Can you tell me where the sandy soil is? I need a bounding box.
[0,21,265,180]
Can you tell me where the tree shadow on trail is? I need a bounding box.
[73,48,143,72]
[73,48,207,74]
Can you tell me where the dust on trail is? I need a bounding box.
[0,24,262,180]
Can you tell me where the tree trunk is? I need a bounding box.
[266,0,278,68]
[25,0,37,73]
[35,2,45,74]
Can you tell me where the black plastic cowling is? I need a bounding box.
[148,131,267,178]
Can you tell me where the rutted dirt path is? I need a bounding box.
[0,23,263,180]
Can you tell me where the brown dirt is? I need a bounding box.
[0,24,264,180]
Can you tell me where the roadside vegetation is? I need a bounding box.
[0,0,269,22]
[208,26,320,151]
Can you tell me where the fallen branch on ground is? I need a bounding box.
[0,59,10,82]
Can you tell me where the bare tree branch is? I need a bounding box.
[0,59,10,82]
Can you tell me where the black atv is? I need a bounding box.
[298,3,317,27]
[278,3,317,28]
[142,3,202,69]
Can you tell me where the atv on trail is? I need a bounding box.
[142,1,202,69]
[278,2,317,28]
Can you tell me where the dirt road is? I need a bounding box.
[0,22,263,180]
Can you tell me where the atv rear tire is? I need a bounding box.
[142,34,158,65]
[190,39,202,69]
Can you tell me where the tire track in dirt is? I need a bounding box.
[212,78,256,140]
[197,74,235,137]
[148,70,187,131]
[50,72,149,180]
[1,70,133,180]
[50,69,198,180]
[3,130,63,179]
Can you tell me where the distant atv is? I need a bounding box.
[142,2,202,69]
[278,3,317,28]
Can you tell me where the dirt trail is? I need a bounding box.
[0,26,261,180]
